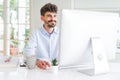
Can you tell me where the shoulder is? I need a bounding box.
[30,27,41,35]
[28,27,42,40]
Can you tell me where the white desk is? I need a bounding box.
[0,62,120,80]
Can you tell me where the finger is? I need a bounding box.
[37,62,45,69]
[42,61,46,66]
[38,61,47,69]
[42,61,49,68]
[44,61,50,67]
[36,59,45,69]
[41,63,47,69]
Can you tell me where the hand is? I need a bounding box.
[4,57,11,62]
[36,59,50,70]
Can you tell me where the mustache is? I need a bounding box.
[48,20,56,23]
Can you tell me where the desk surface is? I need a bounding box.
[0,62,120,80]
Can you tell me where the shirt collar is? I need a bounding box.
[40,25,59,37]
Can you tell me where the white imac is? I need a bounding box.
[59,9,120,74]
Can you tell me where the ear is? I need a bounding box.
[41,16,44,21]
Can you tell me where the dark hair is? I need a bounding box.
[40,3,58,16]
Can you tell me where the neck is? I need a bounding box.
[44,25,54,34]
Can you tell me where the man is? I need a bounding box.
[24,3,59,70]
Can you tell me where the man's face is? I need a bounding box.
[41,12,57,28]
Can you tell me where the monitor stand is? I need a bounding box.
[79,37,110,76]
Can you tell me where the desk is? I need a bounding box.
[0,62,120,80]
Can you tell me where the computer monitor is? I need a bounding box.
[59,9,120,69]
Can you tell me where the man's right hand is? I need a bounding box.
[36,59,50,70]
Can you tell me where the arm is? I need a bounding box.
[24,30,50,70]
[24,31,37,57]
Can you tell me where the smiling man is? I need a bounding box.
[24,3,59,69]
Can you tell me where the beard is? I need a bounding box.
[47,20,57,28]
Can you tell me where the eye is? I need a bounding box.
[47,14,51,17]
[54,15,57,17]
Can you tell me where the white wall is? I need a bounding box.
[74,0,120,9]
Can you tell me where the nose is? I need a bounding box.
[51,14,57,20]
[51,16,56,21]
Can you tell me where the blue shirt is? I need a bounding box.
[24,26,59,60]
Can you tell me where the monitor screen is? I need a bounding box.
[59,9,119,69]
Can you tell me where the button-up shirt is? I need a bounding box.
[24,26,59,60]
